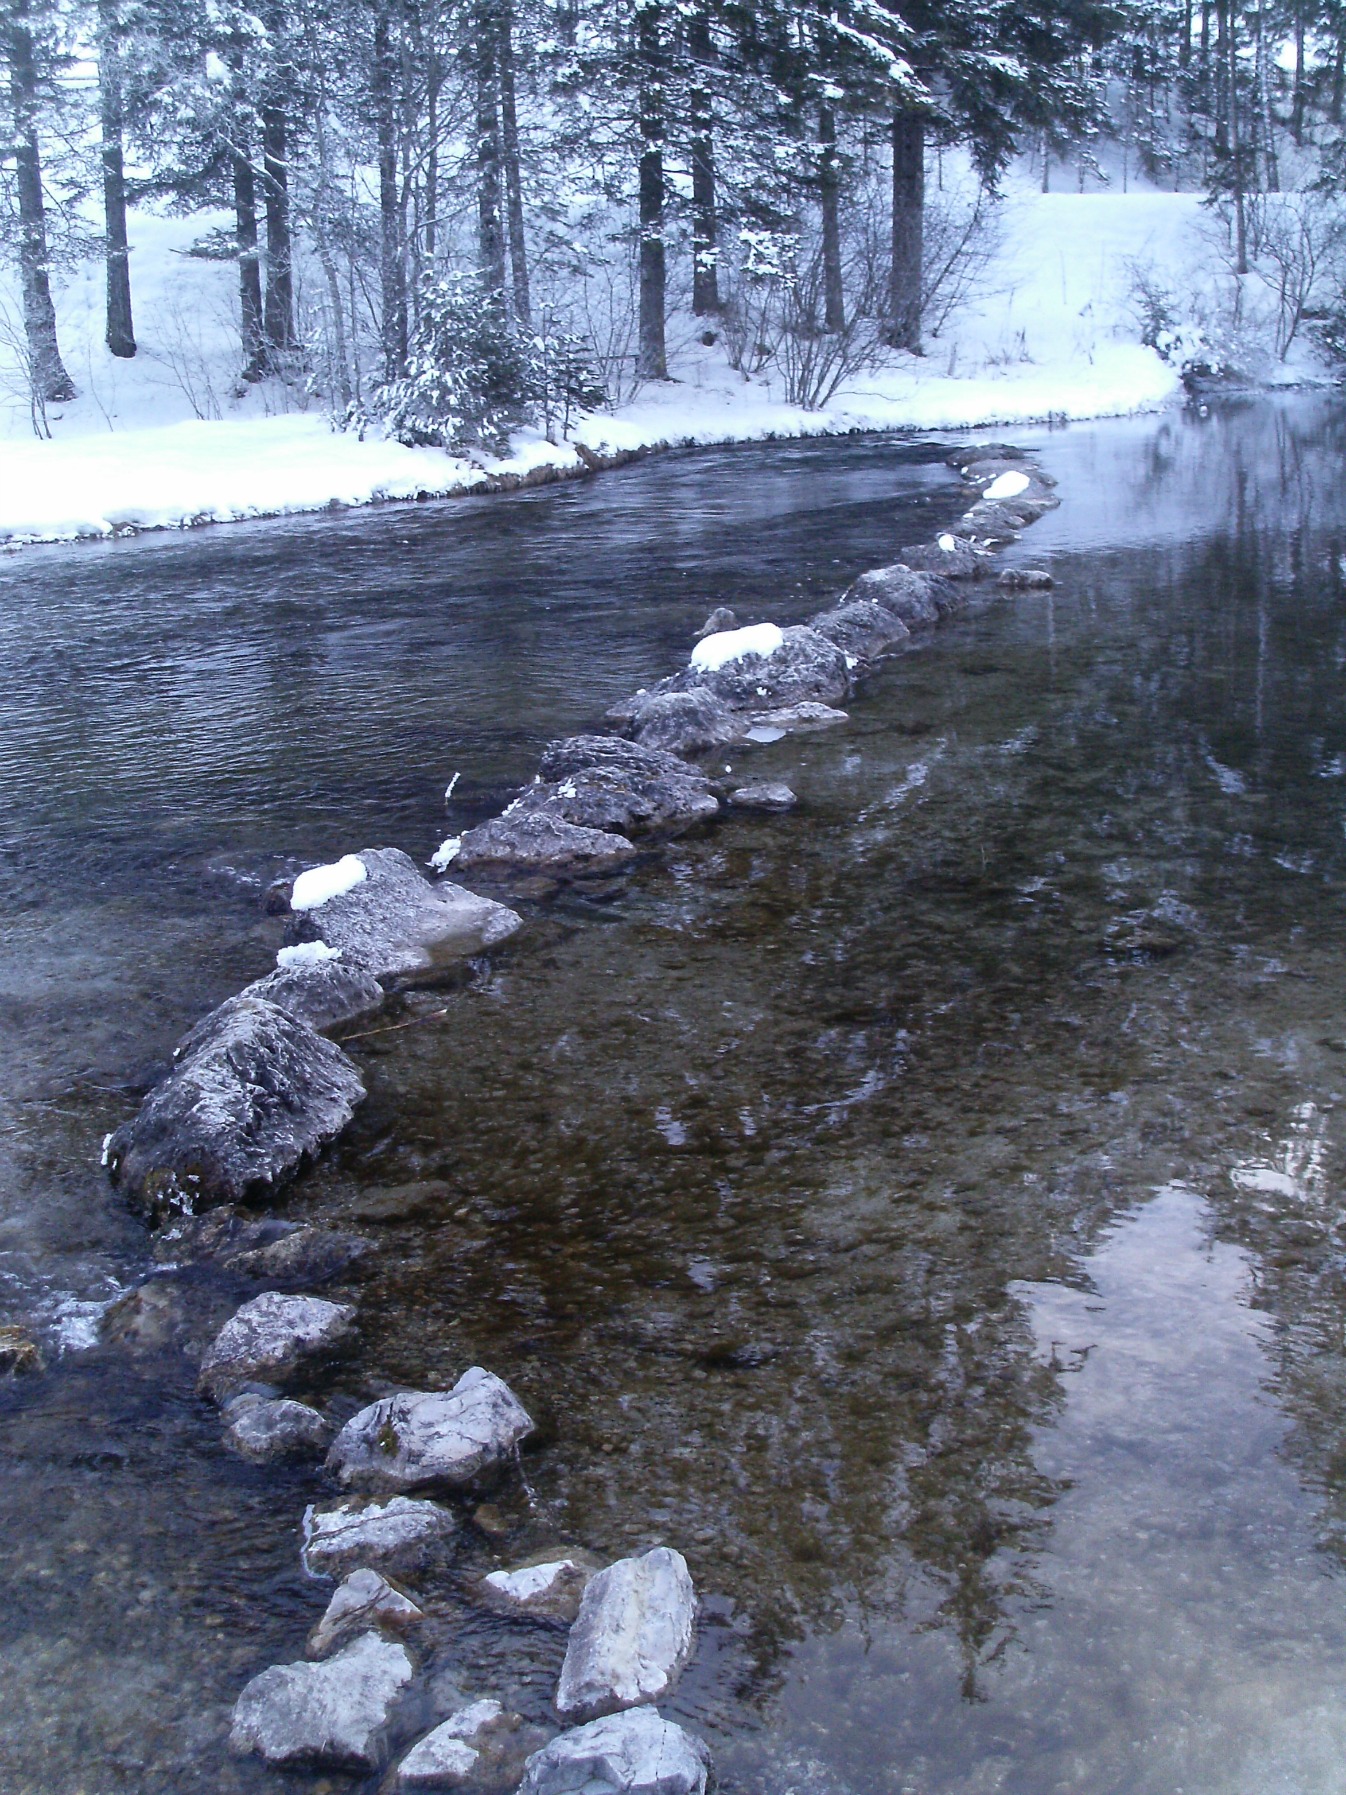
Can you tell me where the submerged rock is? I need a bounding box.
[243,958,386,1031]
[310,1567,424,1658]
[229,1631,415,1772]
[283,847,521,981]
[224,1223,370,1286]
[302,1496,459,1580]
[998,566,1055,590]
[743,701,848,738]
[808,598,911,662]
[555,1546,696,1723]
[626,688,743,758]
[198,1291,356,1401]
[476,1550,603,1623]
[843,563,945,628]
[100,1276,203,1353]
[327,1367,533,1493]
[396,1699,545,1793]
[223,1393,332,1463]
[0,1325,43,1375]
[517,736,720,835]
[105,994,366,1219]
[518,1710,712,1795]
[676,624,849,712]
[729,782,797,813]
[454,811,638,877]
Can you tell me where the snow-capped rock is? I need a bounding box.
[678,624,849,712]
[229,1631,415,1772]
[555,1547,696,1723]
[327,1367,533,1493]
[104,994,365,1218]
[518,1709,712,1795]
[198,1291,356,1401]
[282,845,521,980]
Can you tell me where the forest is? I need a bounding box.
[2,0,1345,446]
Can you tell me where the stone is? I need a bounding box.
[475,1550,603,1624]
[945,442,1026,472]
[105,995,366,1219]
[808,598,911,662]
[518,1710,712,1795]
[223,1393,333,1463]
[327,1367,533,1493]
[516,736,720,836]
[309,1568,424,1658]
[242,959,386,1032]
[676,624,849,712]
[282,847,521,981]
[843,563,945,628]
[729,783,797,813]
[958,499,1024,543]
[454,811,638,877]
[396,1699,544,1792]
[743,701,848,739]
[100,1277,203,1352]
[198,1291,356,1401]
[626,688,742,758]
[998,567,1055,590]
[694,606,738,639]
[302,1496,459,1580]
[0,1325,43,1375]
[229,1631,415,1772]
[150,1206,293,1265]
[897,538,987,580]
[555,1547,696,1723]
[224,1225,370,1286]
[960,454,1056,489]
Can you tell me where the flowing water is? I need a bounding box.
[4,401,1346,1793]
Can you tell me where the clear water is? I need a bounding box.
[4,402,1346,1793]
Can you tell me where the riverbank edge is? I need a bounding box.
[0,387,1175,554]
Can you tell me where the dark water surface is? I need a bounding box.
[4,404,1346,1792]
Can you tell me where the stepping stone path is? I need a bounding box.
[518,1710,713,1795]
[309,1567,423,1657]
[222,1393,332,1463]
[229,1630,414,1772]
[197,1291,356,1401]
[302,1495,459,1579]
[326,1368,533,1493]
[475,1550,602,1623]
[395,1698,544,1792]
[555,1546,696,1722]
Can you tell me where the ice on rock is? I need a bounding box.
[984,468,1032,500]
[688,622,783,672]
[291,854,369,912]
[276,940,342,968]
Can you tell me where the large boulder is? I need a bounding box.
[223,1393,333,1462]
[842,564,945,628]
[945,441,1026,473]
[808,598,911,662]
[518,1710,712,1795]
[229,1631,415,1773]
[105,994,365,1219]
[198,1291,356,1400]
[676,624,848,712]
[626,688,743,758]
[283,847,521,980]
[395,1699,545,1793]
[302,1496,459,1580]
[517,737,719,835]
[242,958,386,1032]
[310,1568,424,1658]
[555,1547,696,1723]
[327,1367,534,1493]
[454,810,638,877]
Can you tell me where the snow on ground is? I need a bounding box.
[0,189,1218,549]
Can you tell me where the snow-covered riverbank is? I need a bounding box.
[0,188,1206,548]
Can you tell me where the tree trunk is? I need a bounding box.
[232,147,266,380]
[888,108,923,352]
[474,0,507,299]
[499,0,530,325]
[5,9,75,403]
[689,1,718,316]
[1228,8,1247,274]
[425,70,439,266]
[374,7,407,379]
[1334,28,1345,124]
[97,0,135,358]
[819,104,844,332]
[1293,8,1305,142]
[636,0,667,379]
[261,104,294,350]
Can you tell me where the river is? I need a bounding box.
[3,400,1346,1793]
